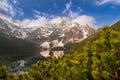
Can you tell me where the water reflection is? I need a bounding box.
[40,50,50,57]
[40,50,64,58]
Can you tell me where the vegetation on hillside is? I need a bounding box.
[0,26,120,80]
[111,20,120,31]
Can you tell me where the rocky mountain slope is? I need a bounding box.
[0,18,96,49]
[0,18,28,39]
[27,20,96,44]
[64,20,120,54]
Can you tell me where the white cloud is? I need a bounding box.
[0,0,96,28]
[66,0,72,11]
[71,15,96,27]
[62,0,72,14]
[96,0,120,5]
[16,16,48,28]
[13,0,17,4]
[14,11,96,28]
[62,0,82,17]
[18,8,24,16]
[77,7,82,12]
[33,10,41,15]
[68,10,79,19]
[65,10,96,27]
[0,0,15,16]
[0,0,24,17]
[62,2,96,27]
[50,17,66,24]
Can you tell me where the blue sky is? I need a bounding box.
[0,0,120,28]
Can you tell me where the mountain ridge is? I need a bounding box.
[64,20,120,54]
[0,17,96,46]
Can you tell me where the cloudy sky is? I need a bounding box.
[0,0,120,28]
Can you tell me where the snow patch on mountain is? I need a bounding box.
[60,33,65,37]
[40,41,50,49]
[41,31,53,37]
[51,40,59,47]
[56,41,64,47]
[82,29,88,39]
[21,31,28,39]
[40,50,50,57]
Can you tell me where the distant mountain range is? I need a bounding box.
[0,17,96,52]
[0,17,119,57]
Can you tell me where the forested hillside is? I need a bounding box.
[111,20,120,31]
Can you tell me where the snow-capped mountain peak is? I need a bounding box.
[0,17,96,45]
